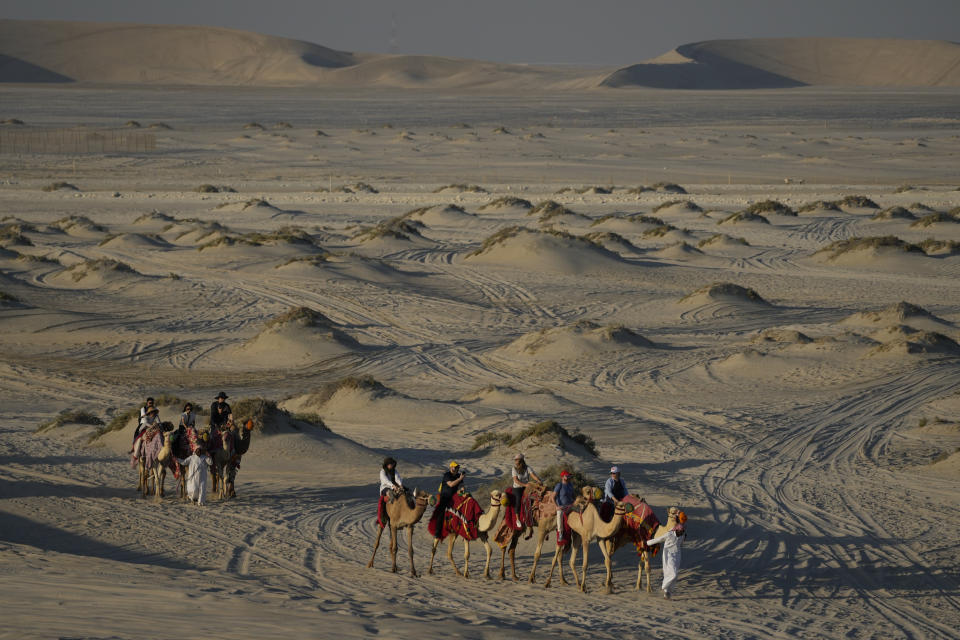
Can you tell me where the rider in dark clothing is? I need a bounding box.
[209,392,232,430]
[430,462,465,538]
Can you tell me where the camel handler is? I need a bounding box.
[429,461,464,539]
[645,507,687,599]
[176,445,212,506]
[553,470,576,533]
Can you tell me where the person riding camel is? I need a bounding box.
[601,465,628,520]
[209,392,232,431]
[511,453,541,538]
[553,470,576,534]
[132,406,162,459]
[378,457,405,523]
[429,461,465,539]
[131,397,155,448]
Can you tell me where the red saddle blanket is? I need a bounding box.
[621,496,661,556]
[428,493,483,541]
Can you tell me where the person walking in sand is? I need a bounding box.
[177,445,212,505]
[646,514,686,599]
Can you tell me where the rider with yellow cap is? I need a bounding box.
[429,461,465,539]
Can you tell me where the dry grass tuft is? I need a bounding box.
[744,200,796,216]
[41,182,79,192]
[652,200,702,213]
[814,236,924,260]
[37,409,104,433]
[479,196,532,211]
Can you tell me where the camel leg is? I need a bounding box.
[498,542,508,580]
[508,537,520,581]
[558,545,568,585]
[599,539,614,594]
[528,525,549,583]
[407,525,418,577]
[482,537,492,580]
[389,526,399,573]
[543,545,562,589]
[428,537,440,575]
[644,551,651,593]
[152,468,162,503]
[367,524,385,568]
[578,538,589,592]
[462,538,470,578]
[159,467,166,498]
[446,536,461,576]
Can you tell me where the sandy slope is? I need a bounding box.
[1,87,959,640]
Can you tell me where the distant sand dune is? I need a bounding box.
[603,38,960,89]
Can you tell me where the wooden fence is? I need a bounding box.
[0,129,156,154]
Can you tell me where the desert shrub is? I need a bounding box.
[908,203,935,212]
[433,184,486,194]
[196,236,260,251]
[148,122,172,129]
[536,464,597,492]
[241,226,315,246]
[915,238,960,255]
[911,213,956,228]
[274,121,293,129]
[624,186,653,194]
[798,200,842,213]
[301,376,389,409]
[196,184,219,193]
[744,200,795,216]
[471,431,511,450]
[872,206,915,220]
[469,226,524,256]
[641,224,679,238]
[232,397,326,433]
[15,252,58,264]
[918,417,928,427]
[894,184,917,194]
[276,253,331,268]
[51,215,105,232]
[697,234,749,248]
[838,195,879,209]
[479,196,532,210]
[2,118,25,125]
[348,182,378,193]
[680,282,766,303]
[491,126,511,134]
[41,182,78,192]
[529,200,574,217]
[353,217,423,241]
[0,224,33,246]
[718,212,769,225]
[651,182,687,194]
[124,120,141,128]
[37,409,104,433]
[68,258,137,281]
[243,122,264,130]
[652,200,702,213]
[814,236,923,259]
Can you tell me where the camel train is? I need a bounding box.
[370,479,685,595]
[133,419,252,503]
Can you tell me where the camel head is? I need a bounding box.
[489,489,506,507]
[580,486,602,502]
[412,488,431,507]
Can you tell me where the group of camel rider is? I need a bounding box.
[130,392,250,503]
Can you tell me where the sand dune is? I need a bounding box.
[840,301,955,334]
[495,320,652,361]
[228,307,363,367]
[603,38,960,89]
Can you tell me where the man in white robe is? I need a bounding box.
[177,447,212,505]
[647,524,685,598]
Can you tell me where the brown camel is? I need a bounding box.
[493,483,568,584]
[599,497,666,593]
[544,487,626,593]
[428,489,505,579]
[367,488,430,576]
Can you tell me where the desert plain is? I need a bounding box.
[1,34,960,640]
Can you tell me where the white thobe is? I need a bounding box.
[647,529,683,594]
[177,453,211,505]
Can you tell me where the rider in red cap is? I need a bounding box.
[553,470,576,533]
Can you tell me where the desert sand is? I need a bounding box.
[2,20,960,640]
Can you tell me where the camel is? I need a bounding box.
[544,487,626,593]
[428,489,505,579]
[134,426,166,501]
[210,429,233,500]
[491,483,568,584]
[598,496,664,593]
[367,488,431,576]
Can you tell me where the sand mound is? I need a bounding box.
[812,237,935,269]
[282,376,467,430]
[653,241,705,259]
[470,420,597,463]
[871,206,916,221]
[231,307,362,367]
[99,232,171,250]
[840,301,954,333]
[401,204,477,227]
[495,320,652,361]
[697,234,751,250]
[602,38,960,89]
[47,215,107,238]
[458,385,574,413]
[580,231,640,255]
[478,196,533,212]
[753,329,813,344]
[871,330,960,357]
[679,282,769,306]
[48,258,144,288]
[466,227,629,274]
[0,19,357,85]
[718,211,770,226]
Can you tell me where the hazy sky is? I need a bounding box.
[3,0,959,65]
